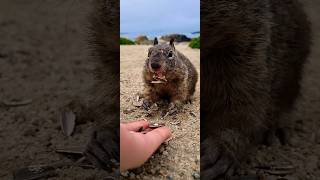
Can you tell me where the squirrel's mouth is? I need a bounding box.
[152,70,167,82]
[154,71,163,78]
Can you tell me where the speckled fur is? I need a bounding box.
[201,0,311,178]
[142,42,198,109]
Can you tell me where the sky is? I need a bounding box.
[120,0,200,37]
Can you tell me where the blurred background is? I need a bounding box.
[121,0,200,39]
[120,0,200,46]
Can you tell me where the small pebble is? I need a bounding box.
[121,171,129,177]
[192,172,200,179]
[166,175,173,180]
[123,109,134,114]
[129,172,135,179]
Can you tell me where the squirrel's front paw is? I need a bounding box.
[201,139,237,179]
[168,102,182,115]
[84,126,119,171]
[142,99,152,110]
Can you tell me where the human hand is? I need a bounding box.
[120,120,172,171]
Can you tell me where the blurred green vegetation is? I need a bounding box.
[120,37,135,45]
[189,36,200,49]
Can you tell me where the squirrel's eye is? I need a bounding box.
[148,51,151,57]
[168,51,173,58]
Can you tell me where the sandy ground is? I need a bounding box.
[0,0,319,180]
[120,44,200,179]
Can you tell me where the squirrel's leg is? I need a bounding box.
[142,85,160,110]
[168,90,188,115]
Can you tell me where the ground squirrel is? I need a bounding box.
[142,38,198,114]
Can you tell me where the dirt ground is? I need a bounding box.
[0,0,320,180]
[120,44,200,180]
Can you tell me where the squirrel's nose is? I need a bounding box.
[151,63,161,70]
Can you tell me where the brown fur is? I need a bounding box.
[142,40,198,111]
[80,0,120,173]
[201,0,311,179]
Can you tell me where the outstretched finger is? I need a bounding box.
[122,119,149,132]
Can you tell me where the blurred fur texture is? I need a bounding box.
[82,0,120,174]
[201,0,311,179]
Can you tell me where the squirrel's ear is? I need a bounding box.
[169,38,175,48]
[153,38,158,45]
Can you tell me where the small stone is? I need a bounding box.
[129,172,135,179]
[166,175,173,180]
[121,171,129,177]
[192,172,200,179]
[123,109,134,114]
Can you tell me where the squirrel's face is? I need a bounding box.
[146,38,176,79]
